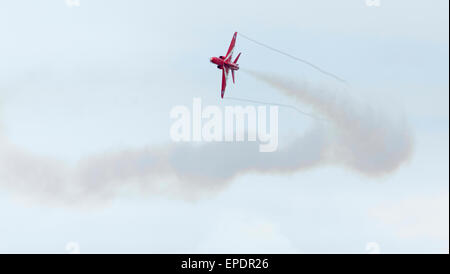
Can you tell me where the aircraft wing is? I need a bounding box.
[221,67,229,98]
[225,32,237,62]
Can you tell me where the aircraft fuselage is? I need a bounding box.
[210,56,239,71]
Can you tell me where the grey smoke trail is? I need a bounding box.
[0,125,329,205]
[243,70,414,176]
[0,71,413,205]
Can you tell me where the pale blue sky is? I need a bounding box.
[0,0,448,253]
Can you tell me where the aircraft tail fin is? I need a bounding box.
[234,52,241,63]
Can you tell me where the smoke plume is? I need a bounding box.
[0,72,413,205]
[244,70,414,176]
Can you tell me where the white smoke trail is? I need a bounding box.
[0,126,328,205]
[244,70,414,176]
[0,72,413,205]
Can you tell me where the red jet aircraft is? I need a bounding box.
[210,32,241,98]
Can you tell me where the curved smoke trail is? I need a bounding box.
[243,70,414,176]
[0,72,413,205]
